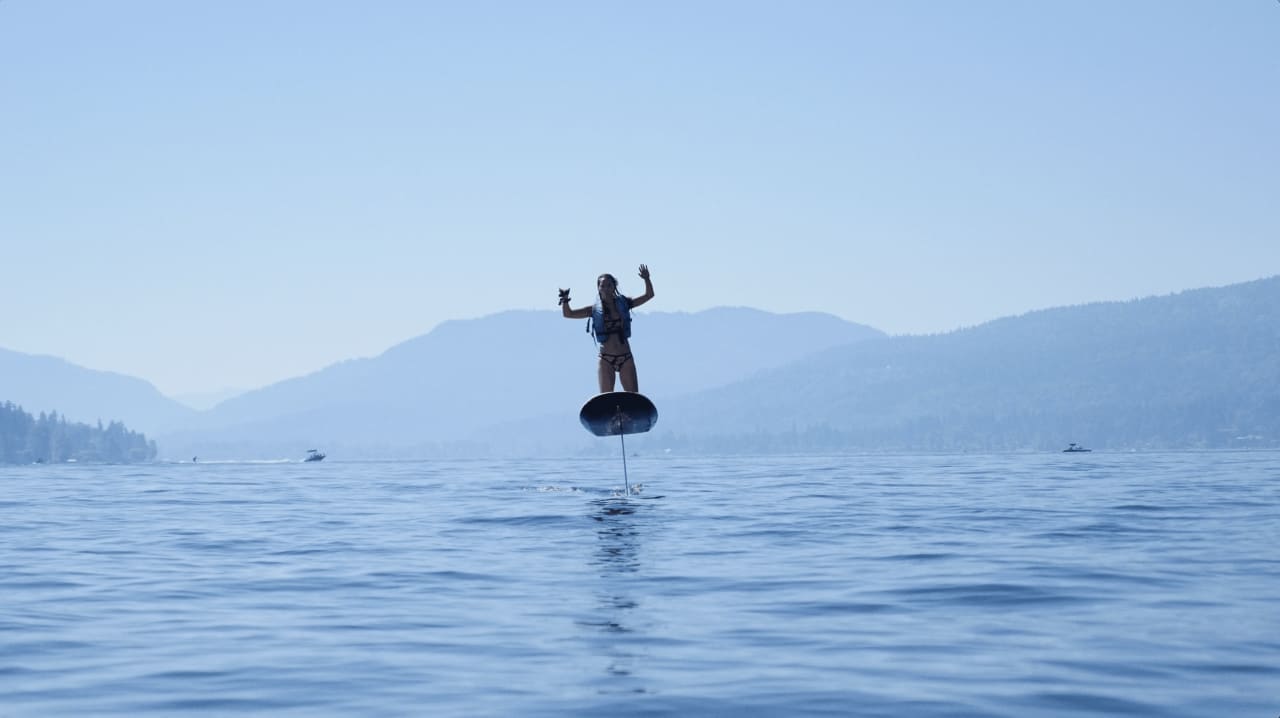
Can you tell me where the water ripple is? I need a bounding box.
[3,452,1277,717]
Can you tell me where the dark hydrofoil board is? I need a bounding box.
[579,392,658,437]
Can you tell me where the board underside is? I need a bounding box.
[579,392,658,437]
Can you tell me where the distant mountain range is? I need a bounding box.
[155,307,884,458]
[0,348,195,434]
[171,387,248,412]
[661,276,1280,452]
[4,276,1279,457]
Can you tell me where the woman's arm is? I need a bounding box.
[560,288,592,318]
[630,264,655,308]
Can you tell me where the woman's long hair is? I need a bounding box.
[597,273,621,301]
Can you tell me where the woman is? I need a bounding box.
[560,264,654,393]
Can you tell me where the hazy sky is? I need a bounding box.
[2,1,1277,398]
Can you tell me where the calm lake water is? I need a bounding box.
[3,452,1278,716]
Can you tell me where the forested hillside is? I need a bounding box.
[0,402,156,463]
[657,276,1280,452]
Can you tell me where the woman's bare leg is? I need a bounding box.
[597,358,616,393]
[620,360,639,393]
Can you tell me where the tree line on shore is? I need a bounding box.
[0,401,156,464]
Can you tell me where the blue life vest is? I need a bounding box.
[589,295,632,344]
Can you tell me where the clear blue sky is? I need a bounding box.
[2,1,1277,398]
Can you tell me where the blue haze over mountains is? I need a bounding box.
[156,308,883,458]
[0,349,196,433]
[669,278,1280,453]
[2,277,1278,458]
